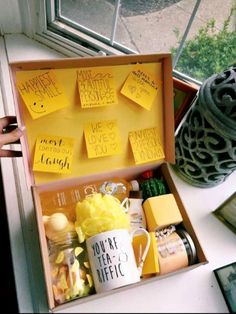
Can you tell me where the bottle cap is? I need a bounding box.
[141,170,153,179]
[130,180,140,191]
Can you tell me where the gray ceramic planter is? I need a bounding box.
[172,66,236,188]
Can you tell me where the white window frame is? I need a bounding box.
[25,0,127,57]
[22,0,201,85]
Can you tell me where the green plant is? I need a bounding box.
[171,3,236,81]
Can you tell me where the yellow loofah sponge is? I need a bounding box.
[75,193,130,239]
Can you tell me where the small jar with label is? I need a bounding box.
[48,230,95,305]
[155,227,197,275]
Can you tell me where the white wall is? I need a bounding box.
[0,0,22,34]
[0,0,35,36]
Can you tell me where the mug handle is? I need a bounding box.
[130,228,151,276]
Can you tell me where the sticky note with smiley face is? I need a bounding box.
[84,119,122,158]
[16,69,70,120]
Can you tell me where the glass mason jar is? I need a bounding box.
[48,230,95,305]
[156,228,197,275]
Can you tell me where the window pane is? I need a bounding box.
[173,0,236,81]
[55,0,235,82]
[60,0,116,40]
[116,0,191,53]
[58,0,196,53]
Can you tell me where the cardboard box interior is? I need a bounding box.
[10,54,208,311]
[32,163,208,311]
[10,54,175,188]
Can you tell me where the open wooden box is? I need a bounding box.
[10,53,208,312]
[173,77,199,129]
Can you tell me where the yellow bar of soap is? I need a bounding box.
[143,193,183,231]
[132,232,159,276]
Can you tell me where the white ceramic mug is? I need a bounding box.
[86,228,150,293]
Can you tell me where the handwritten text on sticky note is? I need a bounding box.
[16,70,69,120]
[121,69,158,110]
[129,127,165,164]
[33,134,74,174]
[84,120,122,158]
[77,67,118,108]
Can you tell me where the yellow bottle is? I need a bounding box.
[81,177,139,201]
[40,178,140,215]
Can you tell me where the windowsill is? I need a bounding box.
[4,34,66,62]
[1,33,236,313]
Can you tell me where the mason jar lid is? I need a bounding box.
[176,229,197,266]
[48,230,78,249]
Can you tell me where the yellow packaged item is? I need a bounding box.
[143,193,183,231]
[132,232,159,276]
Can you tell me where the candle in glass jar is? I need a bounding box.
[156,229,197,275]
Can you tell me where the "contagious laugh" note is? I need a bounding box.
[121,68,158,110]
[16,70,69,120]
[77,67,118,108]
[33,134,75,174]
[84,119,122,158]
[129,127,165,164]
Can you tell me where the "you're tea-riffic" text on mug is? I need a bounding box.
[91,236,128,283]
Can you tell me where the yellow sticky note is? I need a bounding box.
[16,70,69,120]
[121,68,158,110]
[77,67,118,108]
[33,134,74,174]
[84,120,122,158]
[129,127,165,164]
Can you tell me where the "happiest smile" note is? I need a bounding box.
[16,69,69,120]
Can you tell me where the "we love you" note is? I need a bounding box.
[129,127,165,164]
[84,119,122,158]
[33,134,75,174]
[16,70,69,120]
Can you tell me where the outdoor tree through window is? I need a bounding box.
[45,0,236,82]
